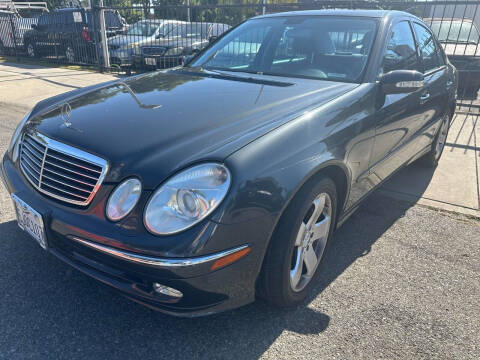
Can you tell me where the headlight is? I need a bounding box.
[165,47,184,56]
[8,110,31,162]
[144,163,231,235]
[106,178,142,221]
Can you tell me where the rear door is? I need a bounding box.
[411,21,449,151]
[34,12,51,53]
[370,19,424,180]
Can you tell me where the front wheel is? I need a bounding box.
[419,113,450,168]
[26,43,37,58]
[65,45,75,63]
[258,176,337,307]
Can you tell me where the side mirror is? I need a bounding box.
[209,35,218,44]
[155,33,164,39]
[380,70,424,94]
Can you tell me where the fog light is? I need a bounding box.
[152,283,183,299]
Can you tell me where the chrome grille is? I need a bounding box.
[19,132,108,206]
[142,47,166,56]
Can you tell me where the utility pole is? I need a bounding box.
[262,0,266,15]
[187,0,191,22]
[98,0,110,69]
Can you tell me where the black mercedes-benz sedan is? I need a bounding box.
[1,10,456,317]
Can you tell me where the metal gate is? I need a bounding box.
[2,0,480,113]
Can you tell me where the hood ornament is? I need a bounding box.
[60,102,82,133]
[61,102,72,128]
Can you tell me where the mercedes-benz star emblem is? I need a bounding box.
[61,102,72,128]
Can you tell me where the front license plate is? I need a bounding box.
[12,194,47,250]
[145,57,156,66]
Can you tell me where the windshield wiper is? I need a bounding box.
[206,67,262,75]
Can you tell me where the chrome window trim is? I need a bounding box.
[70,236,249,268]
[19,131,108,206]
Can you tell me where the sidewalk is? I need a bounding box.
[381,113,480,218]
[1,61,478,217]
[0,61,118,109]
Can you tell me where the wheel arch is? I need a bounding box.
[267,160,350,249]
[255,160,351,292]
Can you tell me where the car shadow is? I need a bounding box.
[0,188,434,358]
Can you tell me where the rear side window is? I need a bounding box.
[413,22,443,72]
[382,21,419,73]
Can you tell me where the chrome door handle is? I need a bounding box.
[420,92,430,103]
[446,79,453,88]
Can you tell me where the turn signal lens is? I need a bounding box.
[210,247,251,271]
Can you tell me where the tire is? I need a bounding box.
[419,113,450,168]
[26,42,37,58]
[258,176,337,308]
[65,45,75,64]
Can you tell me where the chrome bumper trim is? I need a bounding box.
[70,236,249,268]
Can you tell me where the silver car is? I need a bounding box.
[108,19,185,67]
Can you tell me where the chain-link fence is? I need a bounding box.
[2,1,480,111]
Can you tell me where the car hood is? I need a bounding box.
[27,69,357,189]
[144,37,205,48]
[108,35,153,47]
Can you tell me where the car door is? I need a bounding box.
[34,13,50,54]
[369,19,425,181]
[411,21,449,152]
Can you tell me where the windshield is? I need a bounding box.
[126,22,159,36]
[431,20,480,44]
[189,16,377,83]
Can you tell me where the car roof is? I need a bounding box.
[55,8,83,12]
[254,9,409,19]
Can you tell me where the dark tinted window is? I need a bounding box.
[413,23,442,72]
[382,21,419,73]
[37,13,50,26]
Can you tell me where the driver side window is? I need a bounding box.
[382,21,420,74]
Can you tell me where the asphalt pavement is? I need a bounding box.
[0,63,479,359]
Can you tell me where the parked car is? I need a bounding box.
[23,7,125,63]
[426,18,480,95]
[133,22,231,69]
[108,19,185,68]
[0,1,48,54]
[2,10,456,317]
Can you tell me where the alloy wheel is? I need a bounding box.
[65,46,75,63]
[27,44,35,57]
[290,192,332,292]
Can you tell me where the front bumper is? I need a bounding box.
[1,154,264,317]
[133,54,184,69]
[109,50,133,66]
